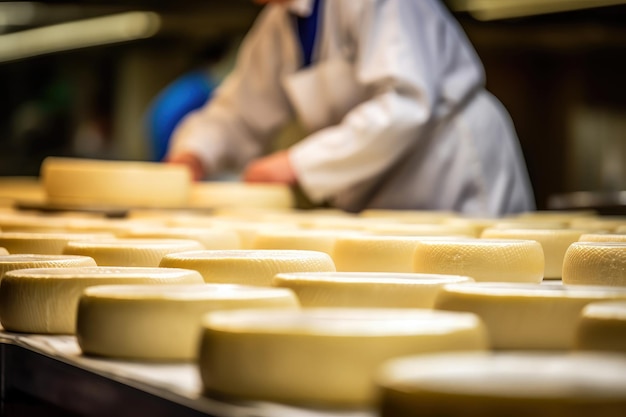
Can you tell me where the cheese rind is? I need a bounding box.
[0,266,203,334]
[159,250,336,286]
[435,282,626,349]
[377,352,626,417]
[0,254,96,278]
[575,301,626,352]
[413,239,544,283]
[199,308,488,405]
[562,242,626,286]
[77,284,299,360]
[272,272,474,308]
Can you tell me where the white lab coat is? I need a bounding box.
[167,0,535,216]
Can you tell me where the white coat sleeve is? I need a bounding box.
[166,7,295,175]
[289,0,484,203]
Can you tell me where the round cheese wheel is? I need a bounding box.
[159,250,336,286]
[359,209,455,222]
[578,233,626,243]
[64,218,166,235]
[63,238,203,267]
[0,232,114,255]
[0,254,96,278]
[0,266,204,334]
[0,213,72,233]
[0,176,46,206]
[413,239,544,283]
[575,301,626,352]
[333,235,458,273]
[189,182,294,209]
[435,282,626,349]
[272,272,474,308]
[41,157,191,208]
[365,223,475,237]
[0,248,7,256]
[377,352,626,417]
[119,227,241,250]
[199,308,488,405]
[562,242,626,286]
[252,229,358,255]
[77,284,300,360]
[480,229,585,279]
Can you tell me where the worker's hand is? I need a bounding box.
[243,150,297,185]
[166,152,205,181]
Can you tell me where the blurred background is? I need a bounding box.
[0,0,625,211]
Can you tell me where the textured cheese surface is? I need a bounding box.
[562,242,626,286]
[413,239,544,283]
[0,232,114,254]
[0,254,96,278]
[189,182,294,209]
[435,282,626,349]
[576,301,626,352]
[377,352,626,417]
[119,227,241,250]
[160,250,336,286]
[63,238,203,267]
[77,284,299,360]
[272,272,474,308]
[0,266,204,334]
[41,157,191,208]
[480,228,584,279]
[199,308,488,405]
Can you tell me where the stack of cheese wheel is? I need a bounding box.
[189,182,294,209]
[333,235,455,273]
[198,308,488,405]
[0,232,114,254]
[575,301,626,352]
[414,239,544,283]
[377,352,626,417]
[119,227,241,250]
[0,266,204,334]
[562,242,626,286]
[160,250,336,286]
[41,157,191,208]
[76,284,300,360]
[480,228,585,279]
[0,254,96,278]
[63,238,203,267]
[252,229,360,255]
[272,272,474,308]
[435,282,626,349]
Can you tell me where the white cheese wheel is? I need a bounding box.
[189,182,294,209]
[64,218,167,235]
[0,254,96,278]
[0,232,114,254]
[119,227,241,250]
[435,282,626,349]
[252,229,359,255]
[562,242,626,286]
[0,213,72,232]
[199,308,488,405]
[63,238,203,267]
[359,209,455,222]
[365,223,475,237]
[377,352,626,417]
[480,229,584,279]
[159,250,336,286]
[272,272,474,308]
[333,235,463,273]
[578,233,626,243]
[0,266,204,334]
[77,284,300,360]
[575,301,626,352]
[413,239,544,283]
[41,157,191,208]
[0,176,46,206]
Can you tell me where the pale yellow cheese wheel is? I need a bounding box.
[0,213,72,232]
[159,250,336,286]
[63,238,203,267]
[365,223,475,237]
[189,182,294,209]
[252,229,359,255]
[199,308,488,405]
[0,232,114,254]
[0,254,96,278]
[562,242,626,286]
[272,272,474,308]
[480,229,585,279]
[333,235,462,273]
[0,266,204,334]
[119,227,241,250]
[377,352,626,417]
[575,301,626,352]
[76,284,300,360]
[0,248,7,256]
[41,157,191,208]
[578,233,626,243]
[413,239,544,283]
[435,282,626,349]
